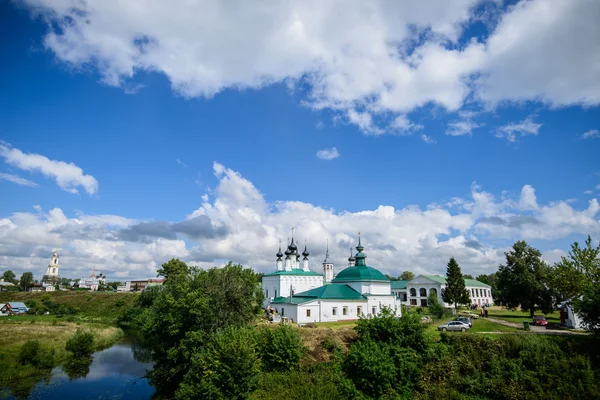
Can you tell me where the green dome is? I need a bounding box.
[332,265,389,283]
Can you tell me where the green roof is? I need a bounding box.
[421,275,490,288]
[390,280,409,290]
[264,268,323,277]
[271,284,367,304]
[332,265,390,283]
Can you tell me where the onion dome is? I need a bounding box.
[348,247,355,262]
[276,242,283,260]
[302,241,309,259]
[288,237,298,253]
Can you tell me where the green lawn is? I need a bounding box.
[485,307,561,324]
[423,316,519,339]
[314,320,357,329]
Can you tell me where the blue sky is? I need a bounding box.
[0,0,599,280]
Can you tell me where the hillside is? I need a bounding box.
[0,291,138,324]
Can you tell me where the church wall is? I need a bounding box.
[406,280,494,308]
[366,296,402,317]
[316,300,368,323]
[346,281,390,295]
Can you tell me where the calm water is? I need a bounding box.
[24,343,154,400]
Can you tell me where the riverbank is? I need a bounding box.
[0,311,126,398]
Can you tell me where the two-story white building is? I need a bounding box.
[403,275,493,308]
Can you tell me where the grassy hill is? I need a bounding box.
[0,291,138,324]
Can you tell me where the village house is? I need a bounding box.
[1,302,28,315]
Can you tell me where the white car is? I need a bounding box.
[438,320,470,332]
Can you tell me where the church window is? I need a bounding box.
[332,307,337,316]
[410,299,417,305]
[430,288,437,296]
[420,299,427,307]
[52,268,56,274]
[357,306,362,315]
[275,289,277,298]
[281,308,285,316]
[265,289,268,298]
[372,306,377,315]
[306,309,311,317]
[402,294,407,302]
[419,288,427,297]
[410,288,416,297]
[343,306,348,315]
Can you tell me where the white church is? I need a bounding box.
[262,234,401,324]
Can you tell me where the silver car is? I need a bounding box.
[438,320,470,332]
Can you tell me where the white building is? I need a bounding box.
[41,249,60,286]
[264,235,401,324]
[402,275,493,308]
[261,237,324,305]
[559,300,584,329]
[76,269,106,291]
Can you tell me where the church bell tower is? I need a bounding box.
[42,248,61,286]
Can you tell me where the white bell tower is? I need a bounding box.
[46,249,59,276]
[322,240,334,283]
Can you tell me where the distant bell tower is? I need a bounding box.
[322,240,334,283]
[42,248,61,286]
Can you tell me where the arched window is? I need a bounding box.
[430,288,437,297]
[410,288,417,297]
[275,289,277,298]
[419,288,427,297]
[266,289,268,298]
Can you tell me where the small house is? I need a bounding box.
[1,302,29,315]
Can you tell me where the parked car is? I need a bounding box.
[533,315,548,326]
[459,311,479,319]
[438,320,470,332]
[453,316,472,327]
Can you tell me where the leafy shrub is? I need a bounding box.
[176,326,261,400]
[115,298,127,307]
[427,292,445,319]
[19,340,41,366]
[321,334,343,353]
[66,329,95,357]
[355,307,428,352]
[18,340,54,368]
[415,306,424,314]
[258,325,305,372]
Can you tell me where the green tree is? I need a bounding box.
[550,235,600,300]
[497,241,553,317]
[142,261,264,395]
[427,291,444,319]
[441,258,470,310]
[400,271,415,281]
[19,272,34,291]
[176,326,261,400]
[2,270,17,284]
[257,325,305,372]
[475,273,500,302]
[157,258,190,282]
[463,274,474,279]
[66,329,95,357]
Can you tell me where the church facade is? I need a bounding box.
[262,235,401,324]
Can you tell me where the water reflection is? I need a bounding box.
[23,343,154,400]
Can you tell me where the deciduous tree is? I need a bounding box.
[2,270,16,284]
[19,272,34,291]
[497,241,553,317]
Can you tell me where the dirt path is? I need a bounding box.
[482,317,588,336]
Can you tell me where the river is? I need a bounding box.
[8,342,155,400]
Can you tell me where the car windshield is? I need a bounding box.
[534,316,546,320]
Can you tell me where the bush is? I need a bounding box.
[355,307,428,352]
[258,325,305,372]
[66,329,95,357]
[176,326,261,400]
[427,292,445,319]
[18,340,54,368]
[19,340,41,366]
[115,298,127,307]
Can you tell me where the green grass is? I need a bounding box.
[314,320,357,329]
[485,307,561,324]
[0,291,138,324]
[423,316,519,340]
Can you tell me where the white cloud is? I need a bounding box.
[176,158,187,168]
[19,0,600,133]
[0,143,98,195]
[582,129,600,139]
[316,147,340,160]
[446,120,481,136]
[0,163,599,279]
[496,117,541,142]
[0,172,38,187]
[421,134,436,144]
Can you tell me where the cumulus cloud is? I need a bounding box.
[495,117,542,142]
[18,0,600,133]
[0,172,38,187]
[316,147,340,160]
[1,162,599,279]
[421,134,436,144]
[582,129,600,139]
[0,143,98,195]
